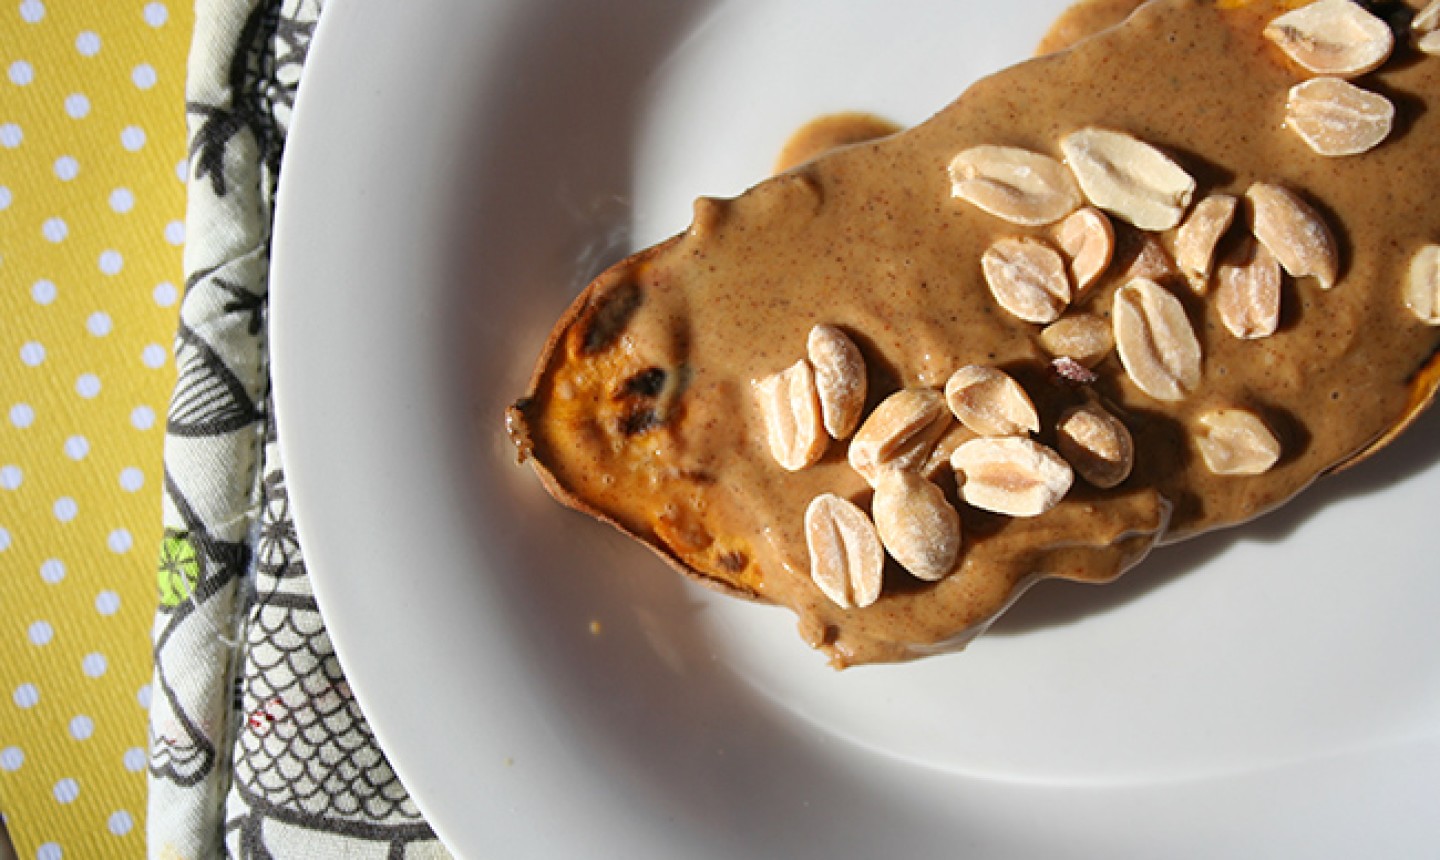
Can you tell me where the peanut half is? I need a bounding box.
[1286,77,1394,158]
[872,471,962,583]
[1112,278,1203,401]
[1055,206,1115,299]
[848,388,948,486]
[944,365,1040,437]
[1038,313,1114,367]
[1056,403,1135,489]
[1060,127,1196,231]
[1247,183,1339,290]
[951,437,1074,518]
[755,359,826,471]
[981,236,1072,324]
[1174,193,1239,294]
[1404,244,1440,325]
[948,144,1082,226]
[1215,238,1283,340]
[1263,0,1393,78]
[805,493,884,609]
[1194,409,1282,476]
[807,324,867,439]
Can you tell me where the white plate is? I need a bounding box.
[271,1,1440,855]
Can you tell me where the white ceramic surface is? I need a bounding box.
[271,1,1440,856]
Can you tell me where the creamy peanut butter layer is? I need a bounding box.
[510,0,1440,667]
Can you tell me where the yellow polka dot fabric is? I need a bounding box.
[0,1,192,855]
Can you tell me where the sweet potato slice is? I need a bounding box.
[512,0,1440,666]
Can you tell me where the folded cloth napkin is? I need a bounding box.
[146,0,450,855]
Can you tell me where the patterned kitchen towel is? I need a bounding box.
[146,0,451,856]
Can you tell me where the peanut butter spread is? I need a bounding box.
[510,0,1440,667]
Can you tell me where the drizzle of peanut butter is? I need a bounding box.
[773,112,903,174]
[520,0,1440,666]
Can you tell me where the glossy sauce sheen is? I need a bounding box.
[518,0,1440,666]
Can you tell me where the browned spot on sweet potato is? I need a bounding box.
[578,280,641,356]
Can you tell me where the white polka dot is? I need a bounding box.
[0,465,21,489]
[87,311,112,336]
[0,527,10,551]
[31,279,56,305]
[108,810,133,836]
[136,684,152,708]
[143,2,167,26]
[41,217,67,242]
[68,715,93,741]
[130,406,155,430]
[65,92,89,118]
[164,220,185,245]
[37,844,61,860]
[0,186,11,210]
[98,249,123,275]
[83,653,107,678]
[8,60,33,86]
[53,777,79,803]
[123,747,145,772]
[19,0,44,23]
[63,436,88,460]
[95,590,120,615]
[75,31,100,56]
[53,497,77,522]
[13,683,38,708]
[153,281,177,306]
[109,187,134,213]
[107,529,132,554]
[131,63,156,90]
[120,125,145,151]
[10,403,35,428]
[0,747,22,771]
[75,373,100,398]
[53,155,78,181]
[27,621,52,646]
[19,341,44,367]
[0,122,21,147]
[39,558,65,583]
[142,343,167,368]
[119,467,144,492]
[175,157,187,182]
